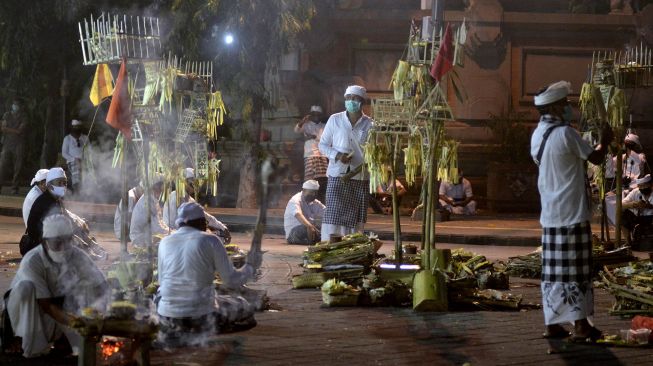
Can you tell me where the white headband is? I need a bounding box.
[534,81,571,106]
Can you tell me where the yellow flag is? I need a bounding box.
[89,64,114,106]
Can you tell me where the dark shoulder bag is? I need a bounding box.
[533,124,565,166]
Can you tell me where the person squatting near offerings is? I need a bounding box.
[22,169,49,227]
[621,174,653,245]
[438,169,477,216]
[61,119,89,193]
[156,202,258,341]
[295,105,328,203]
[3,214,108,358]
[284,179,325,245]
[0,97,27,194]
[318,85,373,242]
[24,168,69,255]
[130,173,170,247]
[162,167,231,244]
[113,181,144,241]
[530,80,613,342]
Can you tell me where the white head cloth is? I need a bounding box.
[31,169,49,186]
[42,214,74,239]
[310,105,323,113]
[344,85,367,99]
[636,174,652,186]
[175,202,205,227]
[625,133,642,149]
[71,119,83,126]
[46,167,66,183]
[184,168,195,179]
[302,179,320,190]
[534,81,571,106]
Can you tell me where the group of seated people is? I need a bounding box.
[282,172,477,246]
[2,167,258,358]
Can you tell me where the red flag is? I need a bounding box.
[430,23,454,82]
[106,59,132,140]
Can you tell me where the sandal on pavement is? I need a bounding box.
[543,325,571,339]
[568,327,603,344]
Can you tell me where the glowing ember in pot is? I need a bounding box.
[101,339,124,359]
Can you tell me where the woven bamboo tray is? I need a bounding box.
[322,291,360,307]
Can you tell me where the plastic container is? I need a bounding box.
[620,329,651,345]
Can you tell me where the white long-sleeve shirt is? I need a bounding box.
[283,192,325,238]
[319,111,373,180]
[22,186,43,226]
[156,226,254,318]
[130,193,170,246]
[61,134,89,164]
[162,191,227,231]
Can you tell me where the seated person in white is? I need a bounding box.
[162,167,231,244]
[4,214,108,358]
[156,202,259,338]
[284,180,325,245]
[438,170,477,215]
[622,174,653,243]
[130,173,170,247]
[113,182,144,241]
[369,179,407,215]
[22,169,49,226]
[608,133,649,190]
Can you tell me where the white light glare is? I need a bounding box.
[224,33,234,45]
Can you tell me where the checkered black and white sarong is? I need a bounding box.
[304,157,328,180]
[541,221,594,325]
[323,176,368,228]
[541,221,592,283]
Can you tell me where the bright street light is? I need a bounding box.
[224,33,234,45]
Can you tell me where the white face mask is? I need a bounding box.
[48,248,72,263]
[50,186,66,198]
[11,104,18,113]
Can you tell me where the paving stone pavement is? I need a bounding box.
[0,215,651,365]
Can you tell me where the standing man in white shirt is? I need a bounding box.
[22,169,49,226]
[318,85,373,242]
[530,80,613,342]
[283,180,325,244]
[295,105,328,203]
[61,119,89,193]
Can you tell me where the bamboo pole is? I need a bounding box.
[120,138,129,259]
[391,134,402,267]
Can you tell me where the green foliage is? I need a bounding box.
[486,109,532,164]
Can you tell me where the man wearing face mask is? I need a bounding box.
[61,119,89,194]
[318,85,373,242]
[24,168,68,255]
[295,105,328,203]
[3,214,108,358]
[438,169,477,215]
[531,80,613,342]
[622,174,653,245]
[162,168,231,244]
[0,98,28,194]
[284,180,325,244]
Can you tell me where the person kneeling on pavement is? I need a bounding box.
[156,202,259,341]
[130,173,170,247]
[3,214,108,358]
[284,180,325,245]
[622,174,653,244]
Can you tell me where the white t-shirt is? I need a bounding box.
[319,111,373,180]
[623,188,653,216]
[162,191,227,231]
[283,192,325,238]
[156,226,254,318]
[113,188,139,239]
[530,117,594,227]
[130,193,170,246]
[22,186,43,227]
[296,121,325,158]
[10,245,106,312]
[439,178,473,201]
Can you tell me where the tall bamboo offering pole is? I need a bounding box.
[413,121,448,311]
[119,138,129,259]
